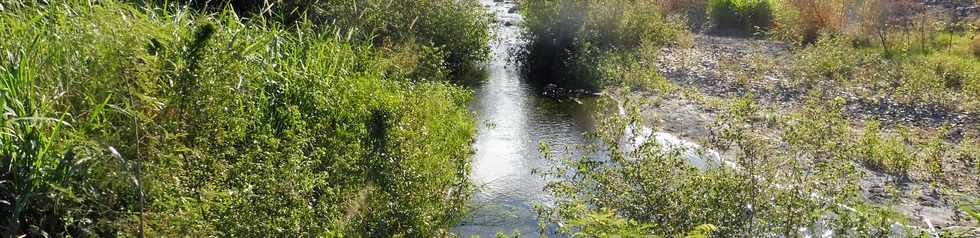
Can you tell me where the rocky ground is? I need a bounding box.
[923,0,980,21]
[632,33,980,231]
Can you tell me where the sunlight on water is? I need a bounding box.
[452,0,592,236]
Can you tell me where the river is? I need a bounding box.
[451,0,595,236]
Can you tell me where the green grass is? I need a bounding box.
[788,33,980,111]
[0,0,486,236]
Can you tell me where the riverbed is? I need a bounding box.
[451,0,595,236]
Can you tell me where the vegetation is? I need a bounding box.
[707,0,774,32]
[0,0,489,236]
[3,0,979,236]
[787,33,980,111]
[175,0,493,77]
[518,0,687,91]
[537,92,923,237]
[520,0,980,236]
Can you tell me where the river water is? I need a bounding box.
[452,0,595,236]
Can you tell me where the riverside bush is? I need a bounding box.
[707,0,773,32]
[789,33,980,110]
[314,0,493,75]
[0,0,479,236]
[519,0,686,91]
[657,0,709,29]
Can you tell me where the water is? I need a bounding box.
[452,0,594,236]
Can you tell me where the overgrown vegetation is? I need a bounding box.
[518,0,687,91]
[0,0,489,236]
[169,0,493,77]
[537,92,925,237]
[520,0,980,236]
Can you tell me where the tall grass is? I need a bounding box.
[0,0,484,236]
[153,0,493,78]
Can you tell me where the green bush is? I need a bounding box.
[318,0,493,75]
[788,32,980,110]
[1,0,478,236]
[520,0,686,90]
[708,0,773,32]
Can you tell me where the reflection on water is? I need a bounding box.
[452,0,594,237]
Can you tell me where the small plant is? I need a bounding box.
[971,37,980,58]
[898,53,980,108]
[924,129,947,183]
[859,121,915,175]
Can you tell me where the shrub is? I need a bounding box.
[783,0,846,43]
[658,0,709,28]
[314,0,493,76]
[538,95,894,236]
[782,96,852,160]
[520,0,686,90]
[708,0,774,32]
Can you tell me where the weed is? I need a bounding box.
[859,121,915,175]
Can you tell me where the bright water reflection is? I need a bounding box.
[452,0,594,236]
